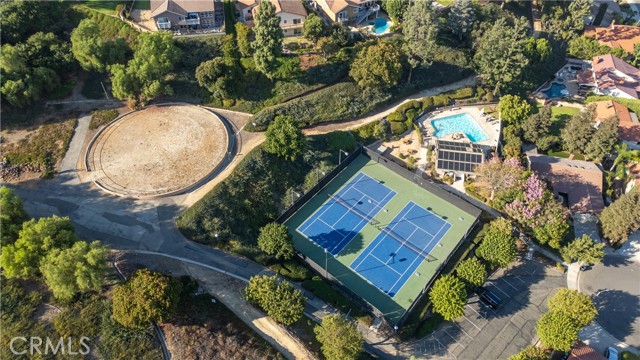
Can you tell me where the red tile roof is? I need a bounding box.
[585,25,640,54]
[593,100,639,143]
[592,54,640,99]
[567,342,607,360]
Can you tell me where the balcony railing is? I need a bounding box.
[157,20,171,29]
[185,18,200,25]
[281,22,303,29]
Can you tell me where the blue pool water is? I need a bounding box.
[543,82,567,98]
[431,113,489,142]
[372,18,392,34]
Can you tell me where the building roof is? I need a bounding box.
[436,140,485,174]
[322,0,369,14]
[151,0,220,17]
[593,100,639,143]
[592,54,640,99]
[236,0,258,11]
[567,342,607,360]
[630,163,640,187]
[527,154,605,214]
[251,0,307,18]
[585,24,640,54]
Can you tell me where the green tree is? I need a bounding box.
[561,106,595,154]
[235,22,254,57]
[0,216,77,279]
[568,36,627,60]
[498,95,532,127]
[474,157,526,201]
[447,0,476,40]
[502,125,524,158]
[71,19,127,73]
[477,218,517,268]
[195,57,242,100]
[317,37,339,60]
[257,223,295,260]
[328,23,350,47]
[402,0,438,83]
[523,105,555,151]
[303,13,325,44]
[314,314,364,360]
[264,116,307,161]
[561,235,605,264]
[541,0,591,43]
[40,240,109,301]
[456,257,487,288]
[473,18,530,95]
[112,269,182,329]
[508,346,550,360]
[0,186,29,245]
[429,275,467,320]
[0,1,72,44]
[633,43,640,67]
[349,43,403,89]
[383,0,408,23]
[585,116,619,162]
[245,275,305,325]
[536,310,580,352]
[599,188,640,246]
[110,31,179,106]
[547,289,598,328]
[252,0,283,79]
[19,32,74,74]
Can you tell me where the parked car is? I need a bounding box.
[580,263,593,271]
[475,286,502,310]
[605,347,619,360]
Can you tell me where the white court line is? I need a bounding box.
[386,206,450,295]
[368,254,403,276]
[462,315,482,331]
[500,277,519,291]
[296,172,365,234]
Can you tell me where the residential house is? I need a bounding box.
[593,100,640,150]
[150,0,224,31]
[566,341,606,360]
[626,163,640,193]
[584,22,640,54]
[237,0,307,36]
[435,140,486,175]
[577,54,640,99]
[312,0,379,25]
[527,153,605,214]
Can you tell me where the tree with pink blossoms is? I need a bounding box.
[505,173,569,249]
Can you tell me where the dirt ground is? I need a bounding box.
[88,105,228,197]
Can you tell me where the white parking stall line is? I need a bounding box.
[513,275,527,284]
[465,304,483,317]
[441,328,465,348]
[454,323,474,340]
[500,277,519,290]
[489,283,510,298]
[462,315,481,331]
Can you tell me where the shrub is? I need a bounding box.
[405,108,419,122]
[397,100,421,114]
[420,96,434,111]
[386,111,405,122]
[271,260,311,281]
[432,94,451,107]
[449,87,474,100]
[390,121,408,135]
[326,131,356,152]
[249,82,391,130]
[89,109,119,130]
[351,119,388,144]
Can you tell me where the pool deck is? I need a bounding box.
[418,107,501,148]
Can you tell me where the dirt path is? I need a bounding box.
[118,252,317,360]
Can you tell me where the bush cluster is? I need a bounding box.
[89,109,119,130]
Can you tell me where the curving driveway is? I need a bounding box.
[579,255,640,348]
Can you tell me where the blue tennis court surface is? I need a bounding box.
[297,172,396,255]
[350,202,451,297]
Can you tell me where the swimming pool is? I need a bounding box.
[431,113,489,142]
[371,18,392,34]
[542,82,569,98]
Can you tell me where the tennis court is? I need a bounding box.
[297,172,396,255]
[350,202,451,297]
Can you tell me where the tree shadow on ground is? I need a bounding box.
[592,289,640,346]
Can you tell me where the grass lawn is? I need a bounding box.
[545,149,585,160]
[436,0,454,6]
[82,0,118,15]
[536,104,580,136]
[133,0,150,10]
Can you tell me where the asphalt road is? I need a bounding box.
[580,255,640,348]
[412,257,566,360]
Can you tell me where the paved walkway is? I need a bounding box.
[11,77,480,360]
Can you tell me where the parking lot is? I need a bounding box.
[411,257,566,359]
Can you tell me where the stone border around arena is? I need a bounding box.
[84,102,235,199]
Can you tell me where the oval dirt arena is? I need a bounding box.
[86,104,229,198]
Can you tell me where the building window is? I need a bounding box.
[338,11,347,20]
[293,18,301,24]
[294,28,301,35]
[283,19,288,23]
